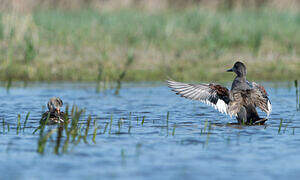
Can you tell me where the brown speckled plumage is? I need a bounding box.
[41,97,68,125]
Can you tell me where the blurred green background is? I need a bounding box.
[0,0,299,82]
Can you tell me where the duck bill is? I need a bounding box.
[226,68,233,72]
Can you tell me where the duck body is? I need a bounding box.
[41,111,66,125]
[167,61,271,125]
[40,97,68,125]
[228,62,270,124]
[229,84,263,124]
[230,75,257,124]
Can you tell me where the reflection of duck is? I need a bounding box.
[41,97,66,125]
[167,61,272,125]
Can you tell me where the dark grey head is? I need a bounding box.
[47,97,63,113]
[227,61,247,77]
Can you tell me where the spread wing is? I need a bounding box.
[167,80,230,115]
[251,82,272,117]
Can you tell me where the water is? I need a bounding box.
[0,82,299,180]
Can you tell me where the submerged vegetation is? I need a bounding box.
[0,7,299,82]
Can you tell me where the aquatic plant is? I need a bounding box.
[295,80,299,111]
[103,122,109,134]
[109,114,113,134]
[36,105,100,154]
[141,116,145,126]
[0,97,297,157]
[23,112,30,132]
[16,114,21,135]
[92,120,98,144]
[2,118,5,133]
[205,122,211,147]
[115,50,134,95]
[278,118,283,134]
[293,128,295,135]
[172,124,176,136]
[203,120,208,133]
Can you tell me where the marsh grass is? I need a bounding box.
[141,116,145,126]
[128,125,132,134]
[54,126,63,154]
[36,105,97,154]
[166,111,170,135]
[1,113,32,135]
[278,118,283,134]
[295,80,299,111]
[84,115,92,142]
[38,128,57,154]
[92,120,98,144]
[283,124,288,134]
[1,108,298,156]
[23,112,30,132]
[205,123,212,147]
[0,8,299,82]
[117,118,122,134]
[1,102,298,154]
[16,114,21,134]
[172,124,176,136]
[276,119,296,135]
[34,108,157,154]
[103,122,109,134]
[109,114,113,134]
[203,120,208,133]
[2,118,5,133]
[6,79,12,92]
[136,117,139,124]
[115,51,134,95]
[7,123,10,132]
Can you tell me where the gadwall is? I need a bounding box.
[41,97,66,125]
[167,61,272,125]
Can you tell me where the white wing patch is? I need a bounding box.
[201,99,228,115]
[216,99,228,114]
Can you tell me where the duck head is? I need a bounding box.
[227,61,247,77]
[47,97,63,114]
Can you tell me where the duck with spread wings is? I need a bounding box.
[167,61,271,125]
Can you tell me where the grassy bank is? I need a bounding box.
[0,8,299,82]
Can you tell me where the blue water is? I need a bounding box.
[0,82,299,180]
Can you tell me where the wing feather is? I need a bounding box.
[167,80,230,115]
[251,82,272,117]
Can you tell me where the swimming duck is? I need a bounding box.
[41,97,66,125]
[167,61,272,125]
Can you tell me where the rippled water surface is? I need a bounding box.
[0,82,299,180]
